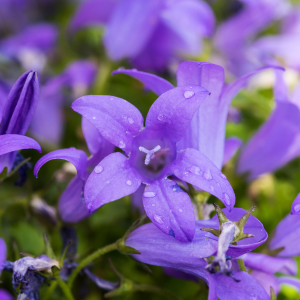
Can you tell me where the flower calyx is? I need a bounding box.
[201,203,256,244]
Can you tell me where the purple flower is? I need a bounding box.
[0,23,58,71]
[70,0,214,71]
[34,118,114,223]
[126,207,268,299]
[71,82,238,242]
[237,69,300,180]
[0,71,41,173]
[30,60,97,144]
[113,62,275,170]
[0,239,12,300]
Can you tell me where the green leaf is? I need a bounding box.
[43,233,56,260]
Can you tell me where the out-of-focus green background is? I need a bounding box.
[1,0,300,299]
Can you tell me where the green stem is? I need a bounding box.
[56,275,74,300]
[135,284,183,300]
[237,259,247,272]
[68,241,119,289]
[44,281,57,300]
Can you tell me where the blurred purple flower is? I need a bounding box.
[214,0,291,76]
[34,118,114,223]
[126,207,268,299]
[0,23,58,71]
[242,211,300,295]
[237,70,300,180]
[70,0,214,71]
[0,239,12,300]
[0,71,41,173]
[71,82,238,242]
[30,60,97,145]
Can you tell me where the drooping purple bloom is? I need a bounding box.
[113,61,276,170]
[0,71,40,173]
[70,0,214,71]
[126,207,268,300]
[72,82,238,241]
[237,70,300,180]
[34,118,114,223]
[0,23,58,71]
[214,0,290,76]
[30,60,97,144]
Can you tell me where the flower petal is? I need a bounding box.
[0,70,39,135]
[146,85,210,143]
[237,101,300,180]
[33,148,88,181]
[84,152,142,213]
[291,193,300,215]
[244,253,297,275]
[132,184,145,214]
[223,137,242,166]
[270,213,300,257]
[72,95,144,154]
[197,208,268,257]
[176,62,225,168]
[103,0,163,60]
[167,148,235,210]
[0,134,41,156]
[143,179,195,242]
[250,271,280,296]
[278,277,300,293]
[58,176,89,223]
[0,238,6,270]
[112,69,174,96]
[0,290,12,300]
[70,0,116,31]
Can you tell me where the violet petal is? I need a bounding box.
[223,137,242,166]
[291,193,300,215]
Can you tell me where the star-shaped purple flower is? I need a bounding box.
[72,83,236,242]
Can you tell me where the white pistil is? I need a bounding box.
[139,145,161,165]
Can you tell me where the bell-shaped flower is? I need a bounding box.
[113,61,275,170]
[72,84,238,242]
[242,211,300,295]
[237,70,300,180]
[70,0,214,71]
[125,207,268,300]
[30,60,97,144]
[0,71,41,173]
[34,118,114,223]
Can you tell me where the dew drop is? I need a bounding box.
[158,114,163,121]
[152,203,155,207]
[210,185,214,192]
[128,117,134,124]
[144,192,156,198]
[184,91,195,99]
[190,165,200,175]
[203,168,212,181]
[106,181,110,184]
[223,193,231,206]
[154,214,164,224]
[179,208,183,213]
[87,203,93,213]
[93,116,96,119]
[294,204,300,212]
[126,180,132,186]
[221,173,227,180]
[110,97,114,100]
[119,141,126,149]
[94,166,103,174]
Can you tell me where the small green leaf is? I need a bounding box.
[270,286,276,300]
[43,233,56,260]
[119,245,141,255]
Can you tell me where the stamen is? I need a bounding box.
[139,145,161,165]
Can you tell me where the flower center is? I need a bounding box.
[139,145,161,165]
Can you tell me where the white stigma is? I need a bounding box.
[139,145,161,165]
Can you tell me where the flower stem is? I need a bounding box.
[56,274,74,300]
[237,258,247,272]
[67,241,119,289]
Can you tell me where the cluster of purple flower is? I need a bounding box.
[1,0,300,299]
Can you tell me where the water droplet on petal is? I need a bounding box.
[221,173,227,180]
[87,203,93,213]
[94,166,103,173]
[154,214,164,224]
[294,204,300,212]
[203,168,212,181]
[126,180,132,186]
[158,114,163,121]
[152,203,155,207]
[110,97,114,100]
[210,185,214,192]
[144,192,156,198]
[179,208,183,213]
[93,116,96,119]
[106,181,110,184]
[190,165,200,175]
[223,193,231,206]
[119,141,126,149]
[128,117,134,124]
[184,91,195,99]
